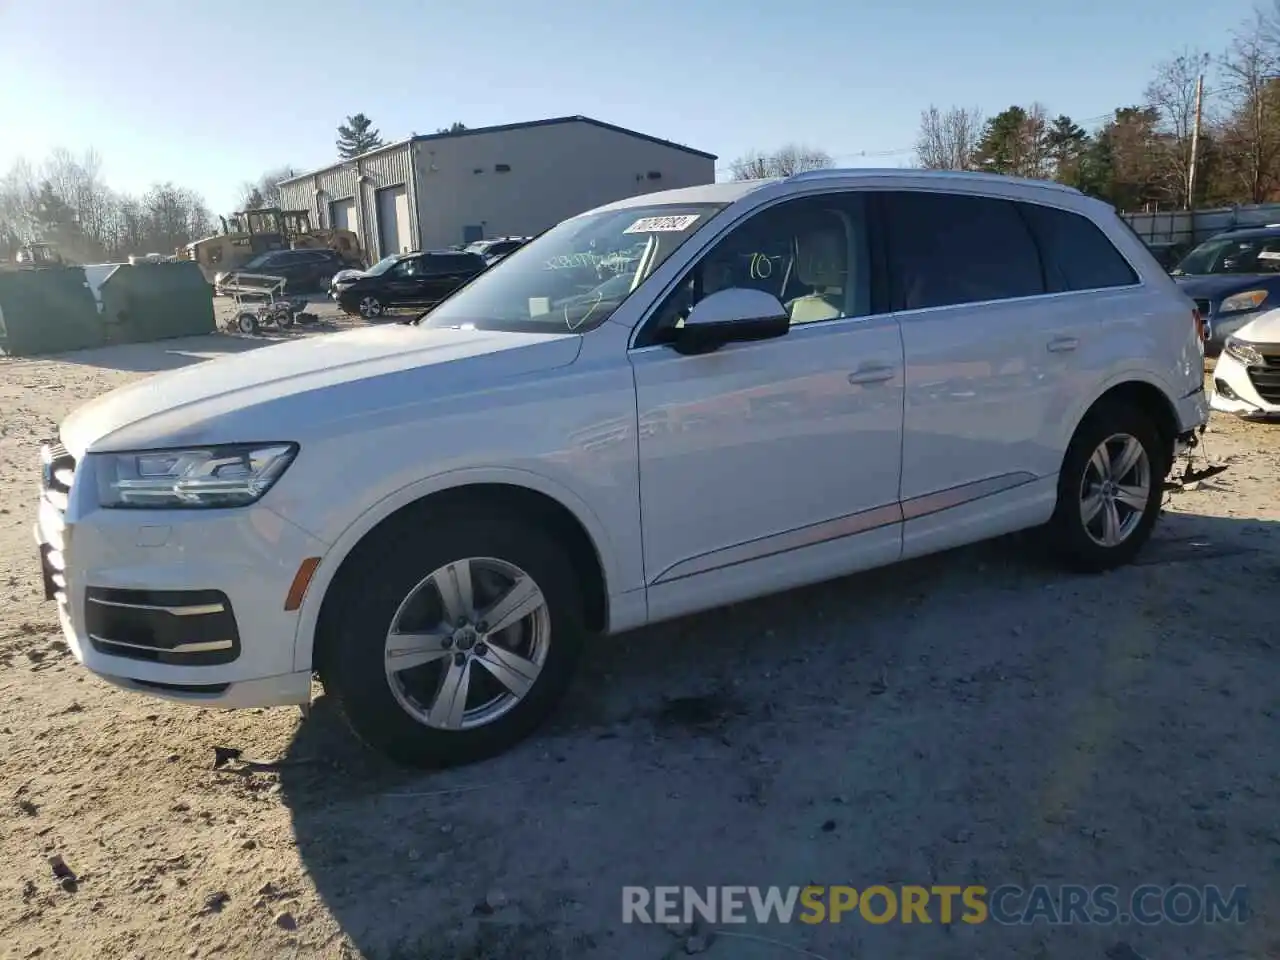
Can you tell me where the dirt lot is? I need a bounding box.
[1,332,1277,960]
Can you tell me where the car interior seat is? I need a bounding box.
[785,224,847,324]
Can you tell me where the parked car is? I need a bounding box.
[1144,239,1192,272]
[1170,225,1280,353]
[463,236,531,265]
[1211,309,1280,418]
[35,170,1209,768]
[330,250,488,318]
[327,255,400,290]
[214,248,352,295]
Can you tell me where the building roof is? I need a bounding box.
[279,116,716,186]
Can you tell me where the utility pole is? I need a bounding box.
[1187,72,1205,211]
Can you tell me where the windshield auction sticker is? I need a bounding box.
[623,214,701,234]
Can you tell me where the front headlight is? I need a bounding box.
[1224,337,1265,366]
[93,443,298,509]
[1219,290,1268,314]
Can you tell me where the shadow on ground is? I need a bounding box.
[277,509,1280,959]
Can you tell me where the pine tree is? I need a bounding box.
[336,114,385,159]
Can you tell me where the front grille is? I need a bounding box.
[85,587,241,666]
[1246,351,1280,404]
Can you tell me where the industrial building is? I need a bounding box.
[276,116,717,260]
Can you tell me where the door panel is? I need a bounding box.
[376,185,408,258]
[635,317,904,580]
[631,191,905,621]
[330,198,356,233]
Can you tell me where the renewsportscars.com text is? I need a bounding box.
[622,884,1248,926]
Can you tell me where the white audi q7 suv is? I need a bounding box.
[35,170,1209,767]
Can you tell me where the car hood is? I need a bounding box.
[1234,307,1280,345]
[1173,274,1276,298]
[60,324,582,458]
[330,268,367,285]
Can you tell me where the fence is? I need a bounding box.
[1122,202,1280,247]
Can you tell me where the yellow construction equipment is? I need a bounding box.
[178,207,364,282]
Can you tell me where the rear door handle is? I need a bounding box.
[1047,336,1079,353]
[847,365,896,385]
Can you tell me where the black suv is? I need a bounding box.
[224,248,354,293]
[463,236,529,265]
[331,250,488,318]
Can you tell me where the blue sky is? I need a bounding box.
[0,0,1259,216]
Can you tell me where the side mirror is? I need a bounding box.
[672,287,790,355]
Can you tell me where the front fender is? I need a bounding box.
[288,465,627,673]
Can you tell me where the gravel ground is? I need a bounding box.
[1,332,1277,960]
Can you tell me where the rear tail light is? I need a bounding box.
[1193,307,1207,343]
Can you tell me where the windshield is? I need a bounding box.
[1173,235,1280,276]
[365,255,402,276]
[420,203,725,333]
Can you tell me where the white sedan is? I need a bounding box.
[1211,310,1280,418]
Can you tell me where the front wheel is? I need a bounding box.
[1046,402,1167,573]
[358,296,384,319]
[316,509,586,768]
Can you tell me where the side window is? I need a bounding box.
[1018,202,1139,291]
[1255,240,1280,274]
[643,192,873,344]
[391,257,420,277]
[884,191,1044,310]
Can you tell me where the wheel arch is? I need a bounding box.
[1063,374,1181,472]
[293,469,617,676]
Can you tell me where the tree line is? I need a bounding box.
[0,149,214,263]
[916,2,1280,210]
[727,2,1280,213]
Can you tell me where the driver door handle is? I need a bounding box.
[847,365,896,385]
[1047,336,1079,353]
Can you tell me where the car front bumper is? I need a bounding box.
[1210,349,1280,418]
[34,449,325,709]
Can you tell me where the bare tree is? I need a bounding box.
[237,165,299,211]
[1145,49,1212,206]
[1020,102,1052,179]
[1218,14,1280,203]
[729,144,833,180]
[915,105,984,170]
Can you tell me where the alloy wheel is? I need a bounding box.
[360,297,383,318]
[384,556,551,730]
[1078,432,1152,548]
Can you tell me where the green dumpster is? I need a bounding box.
[98,262,216,344]
[0,267,104,356]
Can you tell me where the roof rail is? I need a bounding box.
[783,167,1084,195]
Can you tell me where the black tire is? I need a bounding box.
[359,297,383,319]
[1047,401,1168,573]
[316,506,587,768]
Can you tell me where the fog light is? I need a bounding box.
[1215,378,1239,400]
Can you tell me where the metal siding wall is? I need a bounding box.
[362,147,417,256]
[277,147,413,261]
[410,123,716,249]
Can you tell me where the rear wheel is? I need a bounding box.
[1047,402,1167,572]
[317,508,586,768]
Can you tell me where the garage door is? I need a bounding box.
[329,198,356,233]
[376,185,412,258]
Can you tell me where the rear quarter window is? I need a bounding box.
[883,191,1045,310]
[1018,203,1139,292]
